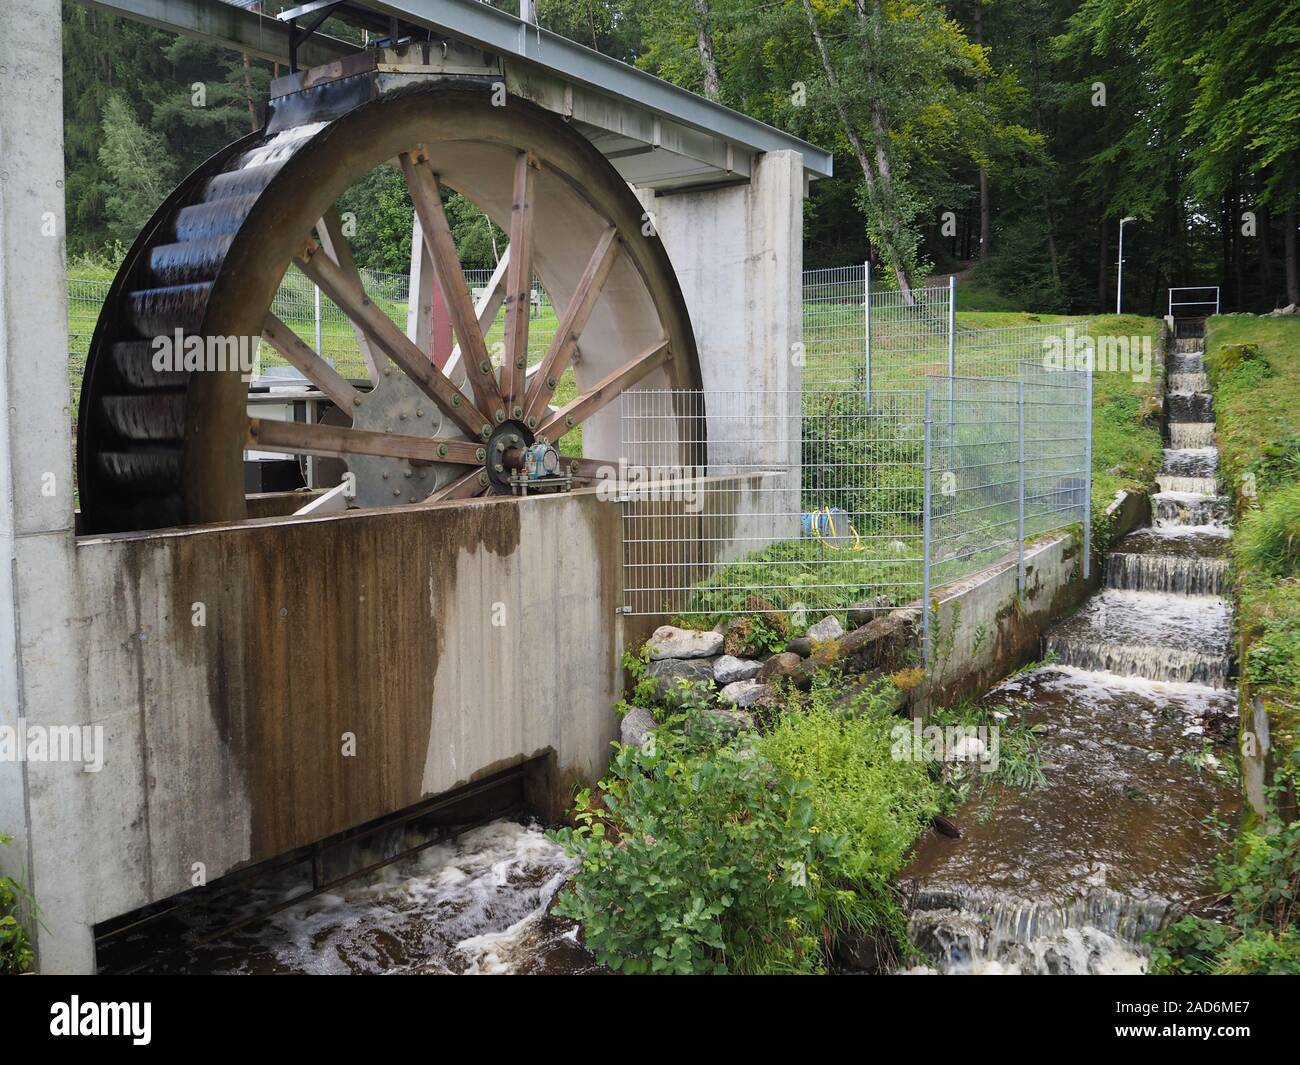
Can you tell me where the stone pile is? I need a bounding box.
[620,603,914,749]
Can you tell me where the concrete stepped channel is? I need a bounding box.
[901,320,1240,973]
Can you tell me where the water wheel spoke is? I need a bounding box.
[247,417,483,466]
[449,249,511,374]
[316,207,382,382]
[524,226,620,423]
[500,152,536,411]
[428,468,488,502]
[538,339,670,441]
[296,240,492,441]
[400,148,505,418]
[260,313,362,411]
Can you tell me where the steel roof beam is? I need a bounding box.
[81,0,359,68]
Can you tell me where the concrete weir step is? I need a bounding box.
[1169,422,1215,448]
[1045,589,1234,687]
[1105,529,1232,596]
[1153,491,1230,528]
[1168,372,1208,392]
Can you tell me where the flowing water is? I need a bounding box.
[137,820,600,974]
[902,329,1240,974]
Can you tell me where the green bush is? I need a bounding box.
[552,740,837,974]
[552,679,938,974]
[1151,816,1300,975]
[0,833,34,975]
[757,680,938,942]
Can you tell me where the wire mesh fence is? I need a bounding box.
[926,365,1090,594]
[620,364,1091,663]
[800,263,955,392]
[619,388,926,621]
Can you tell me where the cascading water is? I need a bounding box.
[902,325,1239,974]
[137,821,599,974]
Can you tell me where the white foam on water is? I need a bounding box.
[207,820,580,974]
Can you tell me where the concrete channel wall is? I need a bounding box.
[916,489,1150,712]
[11,468,784,973]
[19,490,627,971]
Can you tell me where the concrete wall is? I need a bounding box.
[635,151,803,532]
[918,532,1087,714]
[0,0,90,975]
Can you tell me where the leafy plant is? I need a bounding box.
[0,833,35,975]
[1150,813,1300,975]
[757,679,939,945]
[552,739,835,974]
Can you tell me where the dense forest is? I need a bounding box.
[62,0,1299,314]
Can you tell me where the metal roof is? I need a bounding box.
[79,0,833,190]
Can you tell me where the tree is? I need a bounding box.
[97,95,176,244]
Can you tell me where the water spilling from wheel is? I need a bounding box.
[136,821,600,974]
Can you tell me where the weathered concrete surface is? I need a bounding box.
[636,150,803,528]
[917,532,1088,715]
[21,488,625,971]
[0,0,94,975]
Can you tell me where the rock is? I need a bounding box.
[806,615,844,642]
[646,657,714,705]
[718,679,770,708]
[646,624,724,660]
[833,930,888,973]
[932,814,961,839]
[758,651,812,691]
[713,654,762,684]
[847,596,892,628]
[742,595,790,635]
[620,706,657,749]
[1269,303,1298,316]
[840,611,918,672]
[784,636,812,658]
[951,735,987,762]
[686,705,755,740]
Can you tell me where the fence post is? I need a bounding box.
[313,282,323,359]
[921,391,933,668]
[1082,359,1093,580]
[1017,379,1026,594]
[947,274,956,434]
[863,260,872,402]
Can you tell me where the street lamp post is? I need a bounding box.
[1116,216,1136,314]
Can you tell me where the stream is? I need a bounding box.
[901,331,1240,973]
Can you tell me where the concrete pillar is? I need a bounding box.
[635,150,804,553]
[0,0,96,973]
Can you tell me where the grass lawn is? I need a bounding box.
[1204,314,1300,762]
